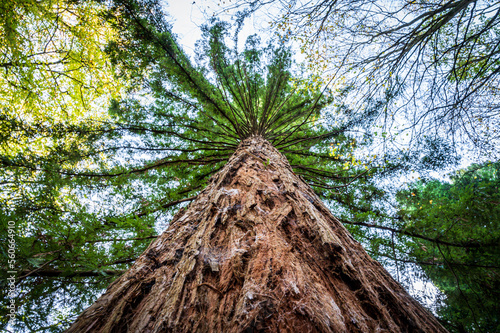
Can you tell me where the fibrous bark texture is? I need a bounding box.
[67,136,447,333]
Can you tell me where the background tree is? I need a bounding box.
[396,161,500,333]
[0,0,129,330]
[1,0,124,154]
[0,0,123,114]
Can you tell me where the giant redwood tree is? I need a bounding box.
[62,0,449,331]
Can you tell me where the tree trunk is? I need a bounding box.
[67,136,447,333]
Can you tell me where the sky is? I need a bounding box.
[163,0,272,54]
[162,0,205,53]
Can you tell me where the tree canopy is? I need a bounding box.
[0,0,124,122]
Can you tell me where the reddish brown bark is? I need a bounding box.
[67,136,447,333]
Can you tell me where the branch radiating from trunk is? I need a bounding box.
[67,136,447,333]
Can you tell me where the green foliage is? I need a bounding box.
[397,162,500,332]
[0,116,155,331]
[0,0,124,158]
